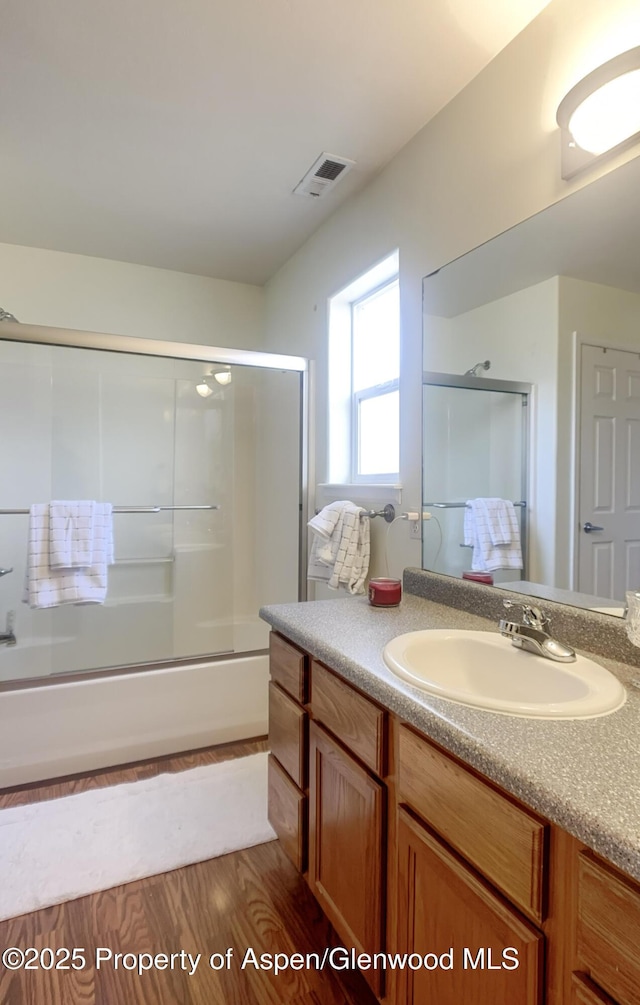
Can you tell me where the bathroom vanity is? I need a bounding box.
[261,571,640,1005]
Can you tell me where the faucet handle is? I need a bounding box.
[0,567,13,577]
[526,606,550,631]
[502,599,549,631]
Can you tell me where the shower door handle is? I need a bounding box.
[583,522,604,533]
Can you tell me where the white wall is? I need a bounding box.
[0,241,264,347]
[263,0,640,586]
[558,277,640,349]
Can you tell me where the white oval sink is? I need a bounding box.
[382,629,626,719]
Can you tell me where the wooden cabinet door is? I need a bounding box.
[308,721,385,997]
[396,808,543,1005]
[577,850,640,1005]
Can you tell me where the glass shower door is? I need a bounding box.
[422,378,528,584]
[0,337,304,683]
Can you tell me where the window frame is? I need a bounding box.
[349,277,400,484]
[326,250,400,490]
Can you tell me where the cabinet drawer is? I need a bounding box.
[571,973,617,1005]
[577,850,640,1005]
[267,753,306,872]
[269,681,306,789]
[269,632,307,704]
[310,660,386,775]
[398,726,547,923]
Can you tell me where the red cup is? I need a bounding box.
[368,578,402,607]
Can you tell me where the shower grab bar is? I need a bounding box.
[423,501,526,509]
[0,504,220,515]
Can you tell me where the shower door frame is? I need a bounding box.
[0,319,312,603]
[422,370,531,579]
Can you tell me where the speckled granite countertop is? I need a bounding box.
[260,574,640,882]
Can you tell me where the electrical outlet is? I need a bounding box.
[409,518,421,540]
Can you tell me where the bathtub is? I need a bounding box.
[0,652,269,788]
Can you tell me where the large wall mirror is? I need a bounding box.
[422,154,640,616]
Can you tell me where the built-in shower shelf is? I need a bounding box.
[172,543,225,553]
[108,557,174,604]
[103,595,174,607]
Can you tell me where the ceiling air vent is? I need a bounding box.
[293,152,355,198]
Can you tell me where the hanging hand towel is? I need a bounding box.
[307,500,370,594]
[24,502,115,609]
[307,501,345,583]
[464,498,522,573]
[49,500,96,568]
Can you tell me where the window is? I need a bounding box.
[352,280,399,479]
[328,253,400,485]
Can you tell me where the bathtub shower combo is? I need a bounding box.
[0,321,308,786]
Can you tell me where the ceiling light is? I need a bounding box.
[214,368,232,385]
[557,46,640,179]
[196,380,214,398]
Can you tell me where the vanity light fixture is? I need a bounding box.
[557,46,640,179]
[213,367,232,385]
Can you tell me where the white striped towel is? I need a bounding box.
[23,503,115,609]
[49,500,96,568]
[463,498,522,573]
[307,501,370,595]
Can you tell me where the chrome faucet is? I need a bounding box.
[499,600,576,663]
[0,610,16,647]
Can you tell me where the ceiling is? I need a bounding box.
[0,0,551,285]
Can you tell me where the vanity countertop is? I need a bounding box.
[260,588,640,882]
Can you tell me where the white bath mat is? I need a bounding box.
[0,751,276,922]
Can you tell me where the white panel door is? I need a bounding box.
[578,344,640,598]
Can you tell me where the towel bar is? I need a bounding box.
[424,500,526,509]
[364,504,396,522]
[314,503,396,522]
[0,504,220,515]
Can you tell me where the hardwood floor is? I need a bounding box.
[0,741,378,1004]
